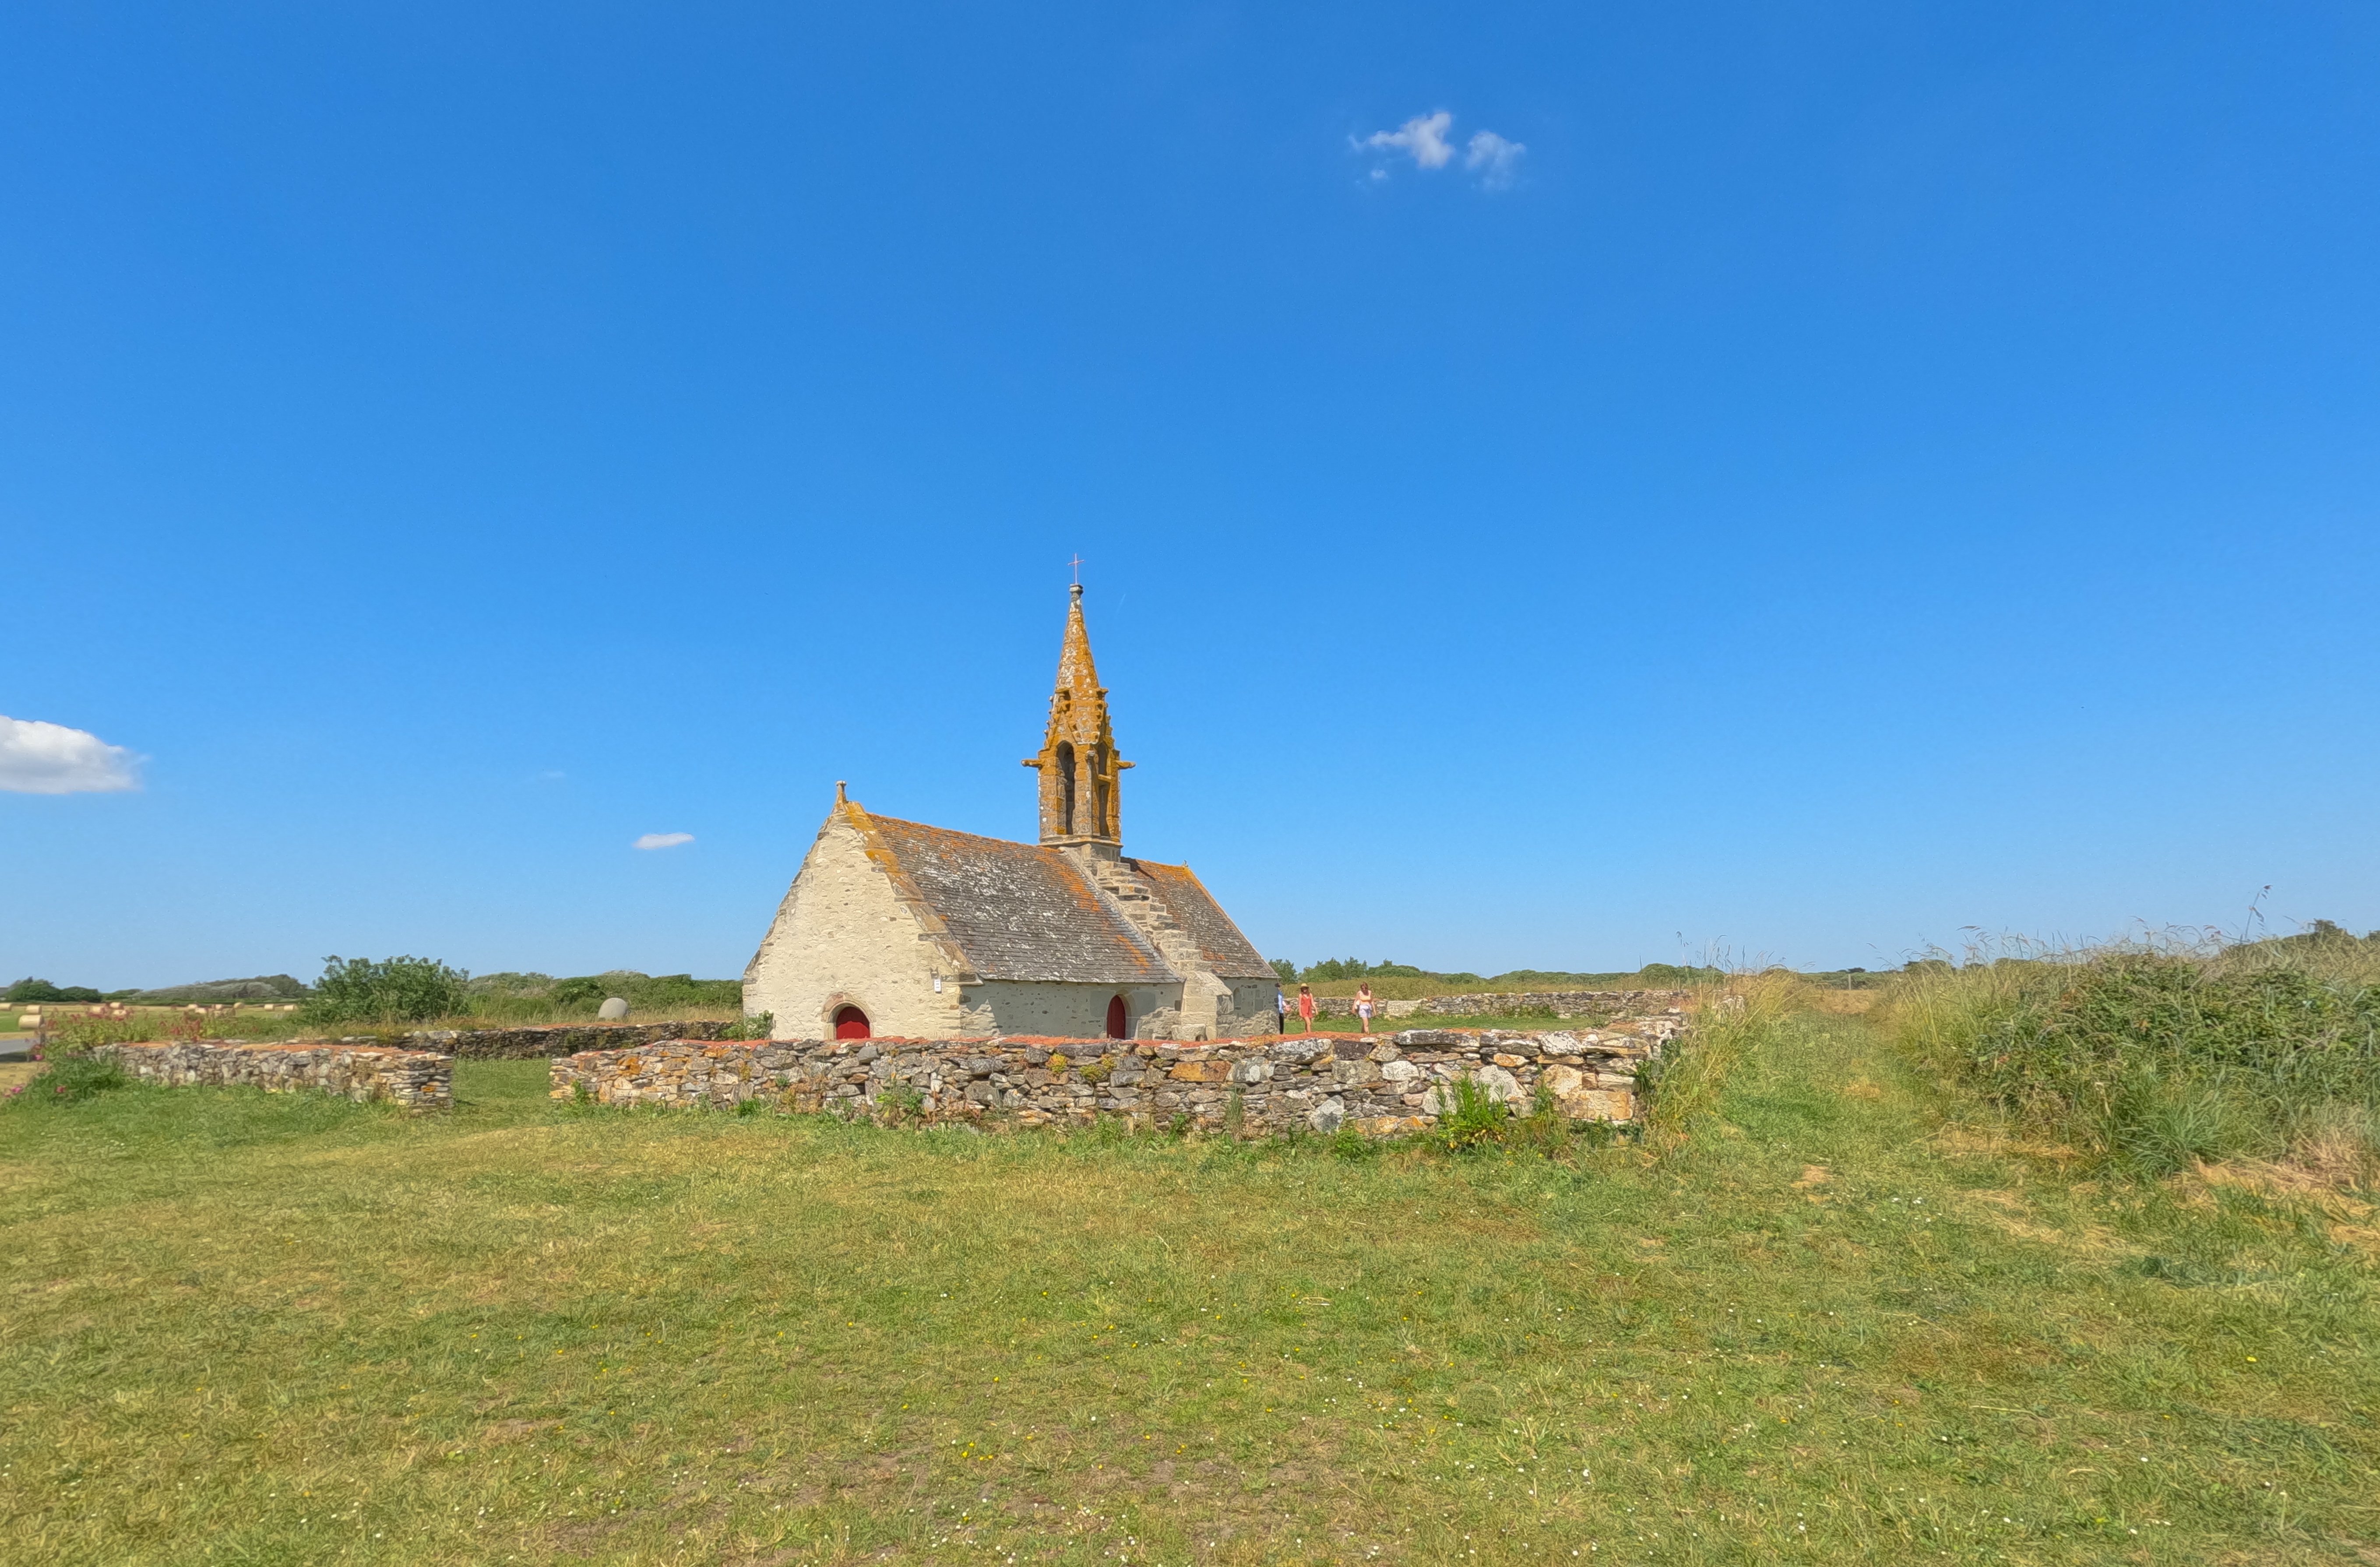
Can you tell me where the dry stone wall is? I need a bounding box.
[1310,989,1690,1021]
[549,1014,1686,1137]
[390,1019,743,1060]
[95,1040,451,1113]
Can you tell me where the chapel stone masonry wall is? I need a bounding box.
[549,1013,1686,1137]
[966,979,1186,1041]
[745,813,972,1039]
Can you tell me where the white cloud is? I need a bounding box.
[633,832,694,851]
[1465,129,1526,189]
[0,715,140,794]
[1355,112,1525,189]
[1355,110,1456,171]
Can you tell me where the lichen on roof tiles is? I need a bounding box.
[1127,859,1279,979]
[862,814,1172,985]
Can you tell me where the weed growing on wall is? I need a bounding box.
[1432,1076,1510,1152]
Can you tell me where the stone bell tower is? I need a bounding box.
[1023,584,1132,851]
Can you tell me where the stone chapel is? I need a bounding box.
[743,585,1279,1042]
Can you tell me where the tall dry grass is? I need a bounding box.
[1643,969,1808,1149]
[1879,932,2380,1183]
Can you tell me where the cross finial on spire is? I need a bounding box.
[1069,553,1084,585]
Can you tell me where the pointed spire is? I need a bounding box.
[1054,583,1101,717]
[1025,582,1130,845]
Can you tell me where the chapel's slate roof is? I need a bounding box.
[863,815,1172,986]
[1128,860,1281,979]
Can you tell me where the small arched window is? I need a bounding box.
[832,1004,871,1040]
[1106,994,1129,1040]
[1055,741,1076,834]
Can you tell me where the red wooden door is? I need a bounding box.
[832,1005,871,1040]
[1106,994,1128,1040]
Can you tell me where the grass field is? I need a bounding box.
[3,1002,2375,1565]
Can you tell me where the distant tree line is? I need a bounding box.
[9,961,745,1022]
[7,979,105,1003]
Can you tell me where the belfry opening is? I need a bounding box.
[1025,583,1130,849]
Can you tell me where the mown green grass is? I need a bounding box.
[2,1011,2374,1565]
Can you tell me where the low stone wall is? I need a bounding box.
[389,1020,743,1060]
[94,1040,452,1113]
[549,1018,1684,1137]
[1310,989,1690,1021]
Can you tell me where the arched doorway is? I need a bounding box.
[1106,994,1129,1040]
[832,1005,871,1040]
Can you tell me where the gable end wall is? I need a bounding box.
[744,814,972,1039]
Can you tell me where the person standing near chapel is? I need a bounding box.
[1296,983,1316,1033]
[1275,985,1290,1033]
[1354,981,1377,1035]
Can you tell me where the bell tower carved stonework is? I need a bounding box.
[1023,584,1131,850]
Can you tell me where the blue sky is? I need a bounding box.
[6,2,2377,988]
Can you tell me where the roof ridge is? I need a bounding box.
[858,812,1049,854]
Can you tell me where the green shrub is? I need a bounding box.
[7,1051,128,1106]
[1327,1123,1379,1160]
[1502,1082,1579,1157]
[305,956,471,1025]
[1433,1076,1510,1152]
